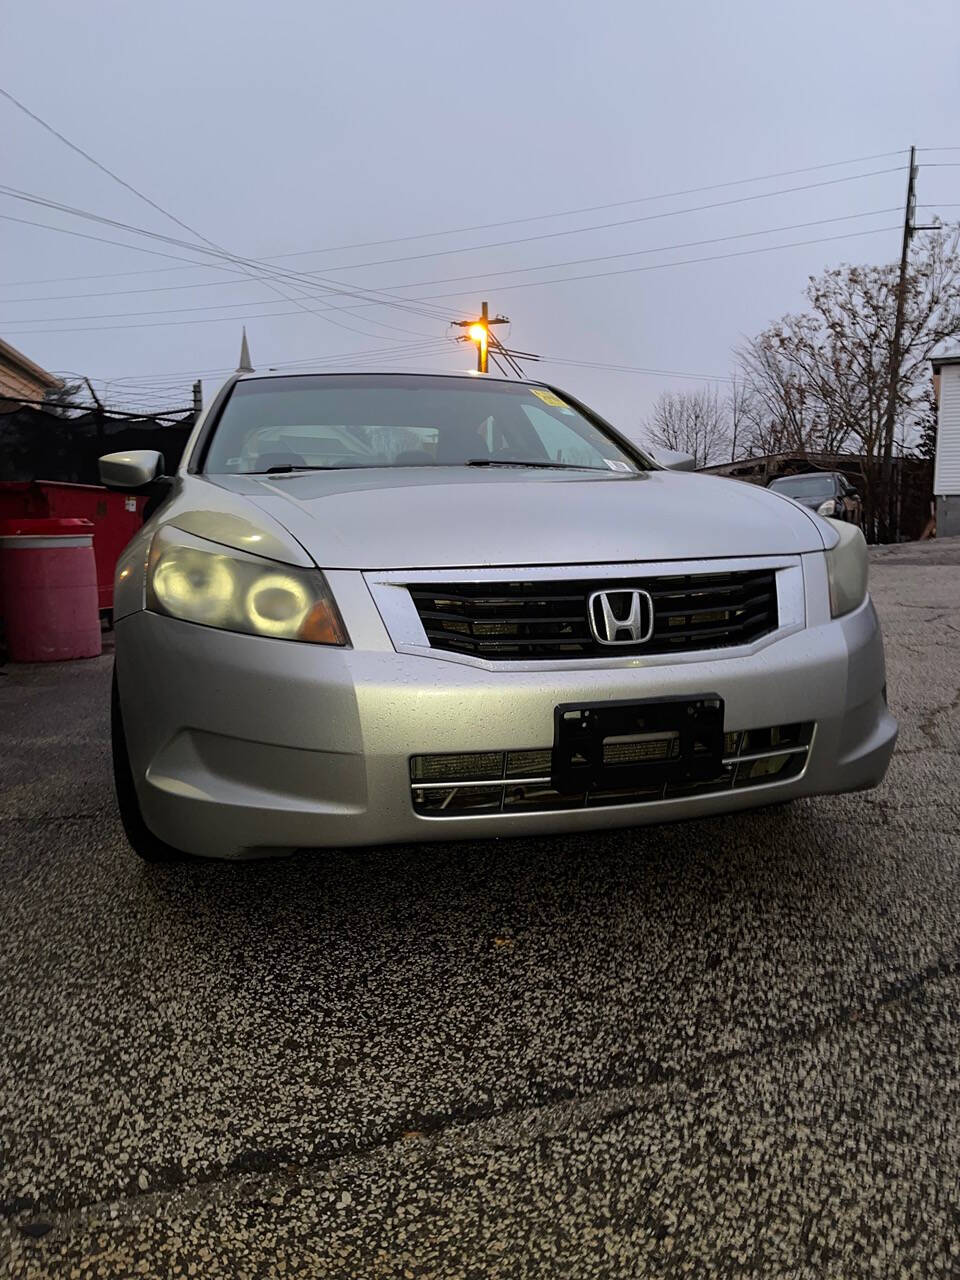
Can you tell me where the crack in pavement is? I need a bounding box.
[7,948,960,1230]
[917,685,960,750]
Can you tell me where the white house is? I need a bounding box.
[931,347,960,538]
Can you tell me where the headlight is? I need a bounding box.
[817,498,839,516]
[146,525,348,644]
[823,518,868,618]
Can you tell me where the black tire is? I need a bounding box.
[111,668,184,863]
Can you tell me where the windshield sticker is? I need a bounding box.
[530,388,570,408]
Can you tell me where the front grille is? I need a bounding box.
[410,722,814,816]
[408,570,778,659]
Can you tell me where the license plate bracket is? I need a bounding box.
[551,695,724,795]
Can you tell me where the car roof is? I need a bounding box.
[234,368,544,387]
[771,470,840,480]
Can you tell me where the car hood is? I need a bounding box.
[203,468,828,570]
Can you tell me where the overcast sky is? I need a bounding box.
[2,0,958,427]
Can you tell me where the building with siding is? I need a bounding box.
[931,347,960,538]
[0,337,62,411]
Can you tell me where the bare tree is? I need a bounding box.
[646,385,728,468]
[42,379,86,418]
[724,374,761,462]
[736,227,960,534]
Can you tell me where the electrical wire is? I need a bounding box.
[399,223,900,302]
[0,87,450,345]
[0,128,909,291]
[303,168,905,273]
[534,355,734,383]
[0,86,448,340]
[327,208,899,296]
[0,223,900,337]
[97,338,460,386]
[0,165,903,314]
[260,152,911,258]
[0,206,898,308]
[0,204,454,338]
[0,188,456,326]
[0,86,927,396]
[79,338,464,409]
[0,207,898,324]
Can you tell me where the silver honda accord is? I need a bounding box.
[101,371,896,861]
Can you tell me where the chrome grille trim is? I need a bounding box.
[410,723,816,816]
[408,570,778,659]
[365,556,806,671]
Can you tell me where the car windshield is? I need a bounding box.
[769,474,836,499]
[202,374,644,474]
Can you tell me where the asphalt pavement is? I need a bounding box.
[1,541,959,1278]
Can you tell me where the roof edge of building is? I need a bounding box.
[0,337,63,390]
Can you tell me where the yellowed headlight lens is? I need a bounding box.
[244,573,310,637]
[824,519,868,617]
[152,548,235,625]
[146,527,348,645]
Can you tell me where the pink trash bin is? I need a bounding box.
[0,518,102,662]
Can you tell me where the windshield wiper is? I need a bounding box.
[464,458,602,471]
[248,464,343,474]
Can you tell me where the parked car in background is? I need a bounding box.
[767,471,863,525]
[100,371,895,862]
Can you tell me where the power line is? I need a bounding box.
[339,208,898,295]
[0,210,244,271]
[80,340,465,407]
[11,166,885,324]
[0,223,901,337]
[535,354,734,383]
[0,157,911,293]
[0,204,453,336]
[0,177,905,327]
[0,85,446,344]
[358,222,901,307]
[100,351,733,394]
[1,207,898,324]
[88,339,460,387]
[245,150,912,260]
[0,185,456,325]
[0,85,222,245]
[0,206,899,308]
[0,184,453,323]
[0,145,911,296]
[305,168,904,273]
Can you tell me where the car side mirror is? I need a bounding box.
[647,446,696,472]
[99,449,165,490]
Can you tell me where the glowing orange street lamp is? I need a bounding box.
[453,302,510,373]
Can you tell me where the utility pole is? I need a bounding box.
[192,379,203,416]
[453,301,509,373]
[84,377,105,449]
[880,145,917,540]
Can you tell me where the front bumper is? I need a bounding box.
[115,565,897,859]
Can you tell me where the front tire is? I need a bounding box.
[111,668,183,863]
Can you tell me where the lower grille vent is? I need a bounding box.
[411,722,814,816]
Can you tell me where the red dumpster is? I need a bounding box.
[0,481,147,616]
[0,518,102,662]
